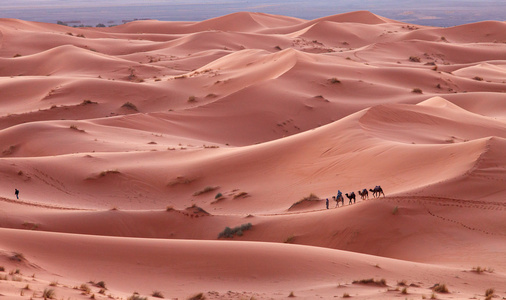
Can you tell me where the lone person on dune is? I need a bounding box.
[326,198,329,209]
[15,188,19,199]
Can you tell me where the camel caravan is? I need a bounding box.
[326,186,384,209]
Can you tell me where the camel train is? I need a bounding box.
[329,186,384,209]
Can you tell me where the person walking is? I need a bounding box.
[326,198,329,209]
[14,188,19,199]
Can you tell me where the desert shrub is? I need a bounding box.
[401,287,408,294]
[13,53,22,57]
[10,253,24,262]
[0,266,5,272]
[411,88,423,94]
[342,293,351,298]
[397,280,407,286]
[70,124,85,132]
[81,99,97,105]
[121,102,138,111]
[152,290,165,298]
[128,293,147,300]
[473,76,484,81]
[188,96,196,102]
[218,223,252,238]
[432,283,449,293]
[43,288,56,299]
[188,293,205,300]
[80,283,91,294]
[352,278,387,286]
[288,291,295,297]
[328,77,341,84]
[49,281,58,286]
[215,192,223,199]
[485,288,494,300]
[409,56,421,62]
[99,169,120,177]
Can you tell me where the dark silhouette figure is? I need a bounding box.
[358,189,369,200]
[346,192,356,204]
[326,198,329,209]
[14,188,19,199]
[332,196,337,208]
[369,186,385,198]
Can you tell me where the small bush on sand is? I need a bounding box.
[215,192,223,199]
[94,281,106,289]
[432,283,449,293]
[342,293,351,298]
[401,287,408,294]
[188,96,196,102]
[409,56,421,62]
[411,88,423,94]
[152,290,164,298]
[121,102,138,111]
[80,283,91,294]
[188,293,205,300]
[288,291,295,297]
[472,266,494,273]
[218,223,252,238]
[352,278,387,286]
[485,288,494,299]
[328,77,341,84]
[128,293,147,300]
[70,124,85,132]
[43,288,56,299]
[473,76,484,81]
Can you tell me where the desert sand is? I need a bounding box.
[0,10,505,300]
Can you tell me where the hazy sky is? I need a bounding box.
[0,0,504,27]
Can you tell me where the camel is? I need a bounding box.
[358,189,369,200]
[345,192,356,204]
[369,186,385,198]
[334,195,344,207]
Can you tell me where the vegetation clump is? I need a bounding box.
[352,278,387,286]
[432,283,449,293]
[218,223,252,238]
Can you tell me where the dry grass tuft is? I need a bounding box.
[352,278,387,286]
[188,292,206,300]
[432,283,449,293]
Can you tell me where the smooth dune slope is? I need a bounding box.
[0,11,505,300]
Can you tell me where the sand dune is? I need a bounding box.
[0,10,505,299]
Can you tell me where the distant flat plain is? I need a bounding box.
[0,0,504,27]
